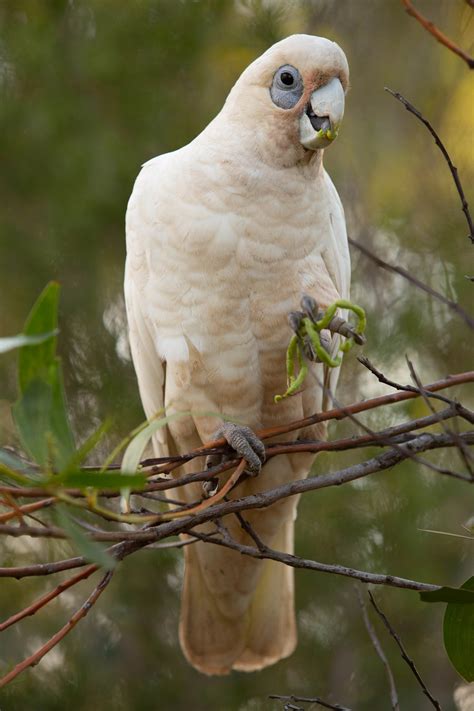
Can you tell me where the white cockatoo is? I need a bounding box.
[125,34,351,675]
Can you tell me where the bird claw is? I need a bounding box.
[289,294,366,359]
[288,305,331,363]
[205,422,265,481]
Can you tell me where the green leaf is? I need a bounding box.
[443,576,474,681]
[420,586,474,604]
[62,420,111,472]
[18,282,60,393]
[56,505,116,570]
[13,379,53,468]
[0,331,58,355]
[50,470,147,490]
[119,412,190,513]
[13,367,75,470]
[12,283,75,469]
[121,412,190,474]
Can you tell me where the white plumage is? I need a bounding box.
[125,34,350,674]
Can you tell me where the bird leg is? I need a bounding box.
[203,423,266,497]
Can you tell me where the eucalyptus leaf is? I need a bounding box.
[443,576,474,681]
[119,412,191,514]
[420,586,474,604]
[64,420,111,471]
[13,283,75,469]
[18,282,60,393]
[121,412,191,474]
[51,470,146,490]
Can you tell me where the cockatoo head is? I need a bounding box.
[222,34,349,165]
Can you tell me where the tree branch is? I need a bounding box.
[357,587,400,711]
[368,591,442,710]
[401,0,474,70]
[349,238,474,329]
[0,570,113,689]
[385,86,474,243]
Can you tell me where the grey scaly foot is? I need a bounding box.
[203,423,266,497]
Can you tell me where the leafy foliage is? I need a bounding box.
[444,576,474,682]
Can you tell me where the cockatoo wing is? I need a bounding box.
[124,164,168,458]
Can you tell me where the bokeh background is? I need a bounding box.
[0,1,473,709]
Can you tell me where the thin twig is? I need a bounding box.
[0,564,98,632]
[192,529,439,593]
[368,591,442,710]
[406,357,473,477]
[269,694,352,711]
[385,86,474,243]
[0,556,88,579]
[0,570,113,688]
[356,587,400,711]
[350,238,474,329]
[1,372,472,500]
[142,370,474,477]
[401,0,474,69]
[0,497,55,523]
[307,367,470,482]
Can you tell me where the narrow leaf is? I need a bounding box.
[121,412,191,474]
[13,283,75,468]
[420,586,474,604]
[19,282,60,393]
[50,470,146,490]
[444,576,474,681]
[13,379,53,467]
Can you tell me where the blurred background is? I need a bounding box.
[0,0,473,709]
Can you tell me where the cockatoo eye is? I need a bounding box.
[280,71,294,86]
[270,64,303,109]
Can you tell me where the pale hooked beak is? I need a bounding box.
[299,77,345,150]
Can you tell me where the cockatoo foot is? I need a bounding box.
[205,423,265,483]
[289,294,365,362]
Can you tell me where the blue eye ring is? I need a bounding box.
[270,65,303,109]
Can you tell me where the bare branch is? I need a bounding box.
[368,591,442,711]
[401,0,474,70]
[0,570,113,689]
[269,694,352,711]
[192,528,439,593]
[406,357,473,477]
[385,86,474,243]
[0,556,88,579]
[0,564,98,632]
[349,238,474,329]
[357,587,400,711]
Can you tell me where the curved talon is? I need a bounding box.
[288,311,304,334]
[208,422,265,477]
[288,308,332,363]
[202,477,219,498]
[300,294,318,320]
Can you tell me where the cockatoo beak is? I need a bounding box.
[299,77,345,150]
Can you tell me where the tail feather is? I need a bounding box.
[179,520,296,675]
